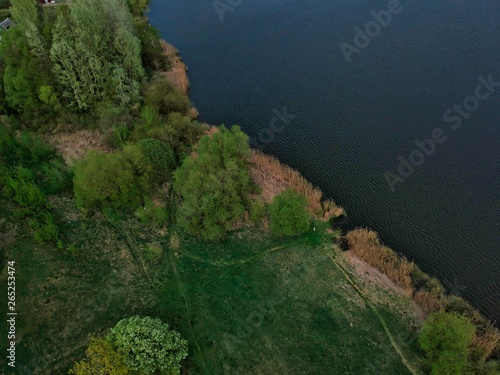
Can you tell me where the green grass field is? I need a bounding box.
[1,196,424,374]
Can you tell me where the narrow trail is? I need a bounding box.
[168,249,210,375]
[326,250,420,375]
[104,214,158,291]
[216,238,307,280]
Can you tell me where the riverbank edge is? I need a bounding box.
[158,39,499,361]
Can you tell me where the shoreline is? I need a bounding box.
[160,39,499,354]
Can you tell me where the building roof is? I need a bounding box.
[0,18,16,31]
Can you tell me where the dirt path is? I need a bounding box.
[327,250,421,375]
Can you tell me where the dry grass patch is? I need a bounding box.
[161,40,190,95]
[45,129,110,164]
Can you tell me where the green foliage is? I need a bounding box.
[250,197,267,224]
[2,166,62,244]
[127,0,148,17]
[107,316,188,375]
[269,189,310,237]
[135,22,170,74]
[132,110,204,163]
[418,310,475,375]
[69,337,131,375]
[143,76,191,116]
[30,212,59,245]
[1,1,56,123]
[173,125,252,241]
[144,243,163,263]
[38,85,61,112]
[2,167,47,217]
[0,126,68,244]
[135,196,168,227]
[73,145,154,210]
[50,0,144,111]
[1,28,48,120]
[137,137,176,182]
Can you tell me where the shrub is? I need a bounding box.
[69,337,131,375]
[269,189,310,237]
[250,197,267,224]
[137,138,176,182]
[135,22,170,74]
[73,147,153,210]
[135,196,168,227]
[107,316,188,375]
[31,212,59,245]
[145,243,162,263]
[144,76,191,115]
[3,167,48,217]
[419,310,475,375]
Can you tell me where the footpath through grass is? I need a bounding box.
[0,196,423,374]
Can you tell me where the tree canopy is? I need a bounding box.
[173,125,252,240]
[107,316,188,375]
[50,0,144,110]
[418,310,475,375]
[69,337,131,375]
[269,188,310,237]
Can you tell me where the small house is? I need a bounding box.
[39,0,56,5]
[0,18,15,31]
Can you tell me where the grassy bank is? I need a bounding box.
[1,196,423,374]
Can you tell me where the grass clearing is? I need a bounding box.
[1,196,423,374]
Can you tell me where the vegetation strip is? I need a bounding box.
[327,250,421,375]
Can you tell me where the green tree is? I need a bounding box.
[127,0,148,17]
[418,310,475,375]
[107,316,188,375]
[50,0,144,111]
[73,146,153,210]
[173,125,252,240]
[143,76,191,116]
[69,337,131,375]
[269,189,310,237]
[132,111,204,163]
[137,137,176,183]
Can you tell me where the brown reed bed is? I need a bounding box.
[344,227,500,361]
[250,150,344,221]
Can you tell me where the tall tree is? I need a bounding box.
[419,310,475,375]
[173,125,252,240]
[50,0,144,110]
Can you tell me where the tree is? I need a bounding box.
[127,0,149,17]
[137,138,176,183]
[50,0,144,110]
[73,146,153,210]
[173,125,252,240]
[269,189,310,237]
[132,111,204,163]
[107,316,188,375]
[143,77,191,116]
[69,337,131,375]
[418,310,475,375]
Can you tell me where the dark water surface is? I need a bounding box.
[149,0,500,321]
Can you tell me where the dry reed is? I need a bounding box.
[345,228,500,359]
[250,150,344,220]
[345,228,414,295]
